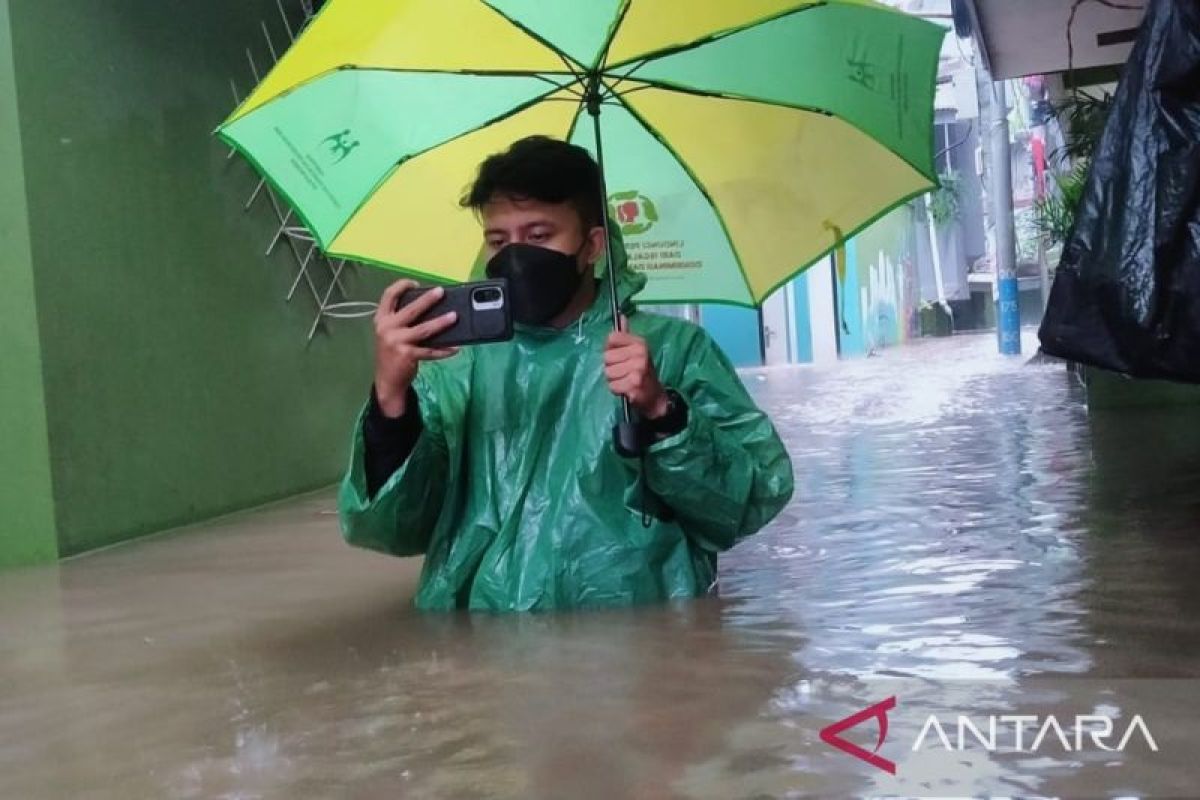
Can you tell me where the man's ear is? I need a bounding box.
[585,226,607,265]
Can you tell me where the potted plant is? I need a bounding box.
[918,299,954,337]
[928,170,962,228]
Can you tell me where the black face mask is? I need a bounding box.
[485,242,587,326]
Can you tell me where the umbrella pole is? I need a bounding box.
[588,101,624,340]
[587,82,645,458]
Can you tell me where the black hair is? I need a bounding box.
[462,135,604,230]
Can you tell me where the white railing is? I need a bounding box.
[226,0,376,343]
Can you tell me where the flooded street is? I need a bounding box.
[3,332,1200,798]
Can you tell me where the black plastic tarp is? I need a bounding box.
[1038,0,1200,382]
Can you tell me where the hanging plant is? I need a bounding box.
[1033,90,1114,244]
[1048,90,1114,169]
[927,170,962,227]
[1034,161,1090,245]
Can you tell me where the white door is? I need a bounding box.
[807,255,840,365]
[761,285,791,365]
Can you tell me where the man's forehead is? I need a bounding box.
[481,196,574,227]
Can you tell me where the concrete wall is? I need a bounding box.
[838,208,920,357]
[790,273,813,364]
[700,305,762,368]
[0,0,58,566]
[948,120,988,269]
[698,203,922,371]
[4,0,390,562]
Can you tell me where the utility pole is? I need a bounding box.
[976,60,1022,355]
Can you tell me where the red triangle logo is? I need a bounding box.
[819,696,898,774]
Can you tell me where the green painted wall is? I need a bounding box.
[0,0,58,566]
[7,0,390,558]
[1084,367,1200,412]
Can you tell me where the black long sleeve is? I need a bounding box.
[362,384,424,499]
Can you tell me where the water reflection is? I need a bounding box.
[2,333,1199,797]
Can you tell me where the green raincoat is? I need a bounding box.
[337,235,793,611]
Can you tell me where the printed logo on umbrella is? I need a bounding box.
[608,190,659,237]
[321,129,361,165]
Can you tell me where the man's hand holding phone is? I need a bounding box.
[373,280,460,419]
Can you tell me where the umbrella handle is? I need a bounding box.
[613,419,653,458]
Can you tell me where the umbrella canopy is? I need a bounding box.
[219,0,946,306]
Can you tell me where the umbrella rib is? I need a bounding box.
[530,73,585,98]
[477,1,588,81]
[222,65,579,127]
[611,76,833,118]
[604,1,825,72]
[601,58,651,99]
[609,90,758,305]
[317,86,563,251]
[606,82,939,306]
[552,51,586,87]
[565,102,587,144]
[607,83,654,101]
[612,74,937,183]
[593,0,634,72]
[750,182,936,307]
[352,66,577,78]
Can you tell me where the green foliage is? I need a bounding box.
[1032,90,1113,245]
[927,170,961,227]
[1048,90,1114,168]
[1033,161,1090,245]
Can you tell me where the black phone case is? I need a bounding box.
[394,278,513,347]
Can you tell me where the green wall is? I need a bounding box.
[1085,367,1200,412]
[0,0,58,566]
[5,0,390,559]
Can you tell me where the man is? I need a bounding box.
[338,136,793,611]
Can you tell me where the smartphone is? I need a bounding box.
[394,278,513,347]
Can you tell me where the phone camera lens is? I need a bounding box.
[474,288,501,303]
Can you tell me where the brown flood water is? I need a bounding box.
[3,332,1200,798]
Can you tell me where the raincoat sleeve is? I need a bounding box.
[645,327,794,552]
[337,364,460,557]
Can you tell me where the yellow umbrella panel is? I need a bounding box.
[218,0,945,305]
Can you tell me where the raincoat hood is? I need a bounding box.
[599,224,646,302]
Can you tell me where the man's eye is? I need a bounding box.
[529,232,549,242]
